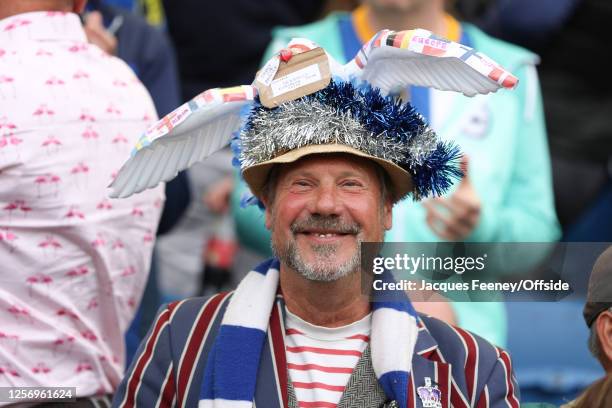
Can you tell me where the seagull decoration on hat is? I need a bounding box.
[108,29,518,202]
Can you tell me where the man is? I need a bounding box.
[584,246,612,373]
[559,245,612,407]
[112,42,520,406]
[228,0,560,346]
[0,0,163,403]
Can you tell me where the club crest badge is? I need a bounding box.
[417,377,442,408]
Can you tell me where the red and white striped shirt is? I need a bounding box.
[285,308,371,408]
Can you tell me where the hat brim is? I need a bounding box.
[242,144,413,202]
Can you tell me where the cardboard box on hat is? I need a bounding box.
[255,47,331,109]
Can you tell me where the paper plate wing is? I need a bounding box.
[344,29,518,97]
[109,85,256,198]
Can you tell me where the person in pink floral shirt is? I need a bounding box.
[0,0,164,403]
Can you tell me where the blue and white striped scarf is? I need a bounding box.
[199,258,419,408]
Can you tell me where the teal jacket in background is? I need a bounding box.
[231,12,561,346]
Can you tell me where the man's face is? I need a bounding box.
[264,154,392,282]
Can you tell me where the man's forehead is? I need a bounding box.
[277,153,379,178]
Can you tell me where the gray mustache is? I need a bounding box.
[290,215,360,235]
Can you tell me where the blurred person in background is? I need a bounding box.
[83,0,190,365]
[227,0,560,347]
[561,246,612,407]
[0,0,163,403]
[583,246,612,374]
[457,0,612,242]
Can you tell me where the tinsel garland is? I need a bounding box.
[231,80,461,203]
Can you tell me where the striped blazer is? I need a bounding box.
[113,293,520,408]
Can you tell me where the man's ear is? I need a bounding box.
[261,197,273,231]
[596,311,612,367]
[383,199,393,231]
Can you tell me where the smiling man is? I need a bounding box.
[265,153,390,334]
[112,41,520,407]
[269,154,390,282]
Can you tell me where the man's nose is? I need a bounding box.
[309,184,342,216]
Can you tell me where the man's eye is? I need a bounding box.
[293,180,311,187]
[341,180,362,188]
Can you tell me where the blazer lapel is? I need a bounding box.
[409,320,452,408]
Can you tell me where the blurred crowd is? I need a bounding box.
[1,0,611,406]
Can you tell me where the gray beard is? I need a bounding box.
[272,236,362,282]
